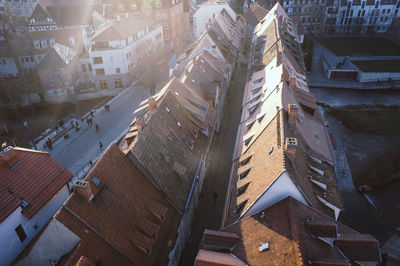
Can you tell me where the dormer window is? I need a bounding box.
[240,156,252,166]
[239,169,250,179]
[244,136,252,146]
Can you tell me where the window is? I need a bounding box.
[239,169,250,179]
[118,4,124,11]
[20,57,25,63]
[49,38,55,46]
[15,225,27,242]
[114,79,123,88]
[155,1,161,7]
[88,64,92,71]
[34,40,40,49]
[47,70,52,76]
[163,13,168,19]
[81,64,87,72]
[116,67,120,73]
[131,3,137,9]
[95,68,105,75]
[50,80,55,86]
[93,57,103,64]
[41,39,47,48]
[100,80,107,89]
[30,56,34,62]
[156,13,161,20]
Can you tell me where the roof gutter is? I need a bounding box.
[184,153,203,212]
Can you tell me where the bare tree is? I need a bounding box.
[130,42,171,96]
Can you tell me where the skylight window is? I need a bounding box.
[177,122,181,127]
[174,91,179,96]
[165,107,170,112]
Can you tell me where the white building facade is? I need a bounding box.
[88,21,163,91]
[0,185,70,265]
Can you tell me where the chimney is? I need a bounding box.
[1,146,20,168]
[285,137,298,161]
[288,104,298,126]
[74,181,93,201]
[136,117,145,133]
[148,98,156,112]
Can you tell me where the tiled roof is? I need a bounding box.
[56,143,181,266]
[0,147,72,222]
[224,3,340,226]
[128,83,211,213]
[91,18,155,42]
[202,197,381,265]
[180,52,227,102]
[244,2,269,27]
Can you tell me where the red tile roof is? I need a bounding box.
[0,147,72,222]
[56,143,181,266]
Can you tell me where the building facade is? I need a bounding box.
[88,18,163,90]
[251,0,400,34]
[0,147,72,265]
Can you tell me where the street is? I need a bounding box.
[179,54,249,264]
[43,85,151,175]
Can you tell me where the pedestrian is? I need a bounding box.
[90,110,94,117]
[89,160,93,166]
[86,118,90,125]
[99,141,103,149]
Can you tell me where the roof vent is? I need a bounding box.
[91,176,101,186]
[258,242,269,252]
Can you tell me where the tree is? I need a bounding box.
[130,41,171,96]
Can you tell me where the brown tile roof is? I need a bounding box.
[0,147,72,222]
[195,249,247,266]
[180,52,228,102]
[128,82,211,212]
[224,4,340,226]
[205,197,381,265]
[55,143,181,266]
[244,2,269,27]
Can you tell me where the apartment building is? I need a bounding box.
[87,18,163,90]
[251,0,400,34]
